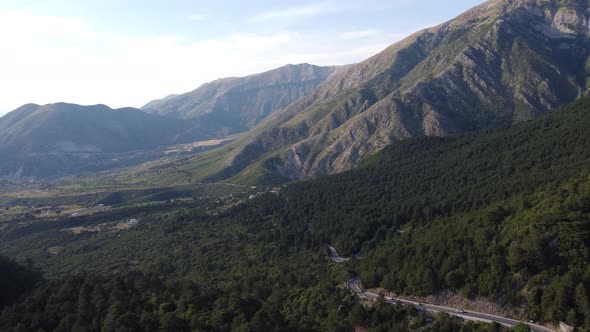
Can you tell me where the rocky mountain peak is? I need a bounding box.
[141,64,336,135]
[450,0,589,38]
[551,4,589,36]
[501,0,590,37]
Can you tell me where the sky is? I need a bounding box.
[0,0,484,115]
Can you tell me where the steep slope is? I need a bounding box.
[142,64,337,137]
[214,0,590,183]
[141,94,179,111]
[256,95,590,326]
[230,96,590,325]
[0,103,204,179]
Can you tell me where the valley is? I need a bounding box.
[1,0,590,331]
[2,95,590,330]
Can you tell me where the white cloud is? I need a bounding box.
[249,3,331,22]
[339,29,380,40]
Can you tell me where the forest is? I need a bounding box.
[1,97,590,330]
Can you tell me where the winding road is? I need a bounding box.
[328,245,350,263]
[328,245,554,332]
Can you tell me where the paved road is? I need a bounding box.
[327,246,554,332]
[347,278,553,332]
[328,245,350,263]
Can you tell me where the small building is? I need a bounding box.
[127,219,139,227]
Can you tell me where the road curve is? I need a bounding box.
[328,245,350,263]
[347,278,554,332]
[327,246,554,332]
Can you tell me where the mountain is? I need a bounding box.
[0,103,204,179]
[141,94,179,111]
[0,64,336,181]
[142,63,337,137]
[203,0,590,183]
[242,95,590,326]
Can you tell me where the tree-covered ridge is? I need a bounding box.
[261,96,590,253]
[219,97,590,325]
[359,173,590,326]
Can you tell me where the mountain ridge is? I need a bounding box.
[0,103,203,179]
[209,0,590,183]
[141,63,337,138]
[0,64,338,180]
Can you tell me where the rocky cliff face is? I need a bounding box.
[142,64,336,138]
[221,0,590,182]
[501,0,589,37]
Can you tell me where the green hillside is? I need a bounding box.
[225,96,590,326]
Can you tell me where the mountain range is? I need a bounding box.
[142,63,336,138]
[0,64,335,180]
[1,0,589,184]
[213,0,590,183]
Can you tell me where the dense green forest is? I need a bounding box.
[0,199,500,331]
[1,97,590,330]
[359,174,590,323]
[220,97,590,327]
[0,228,500,331]
[0,260,506,331]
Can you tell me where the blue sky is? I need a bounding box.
[0,0,484,115]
